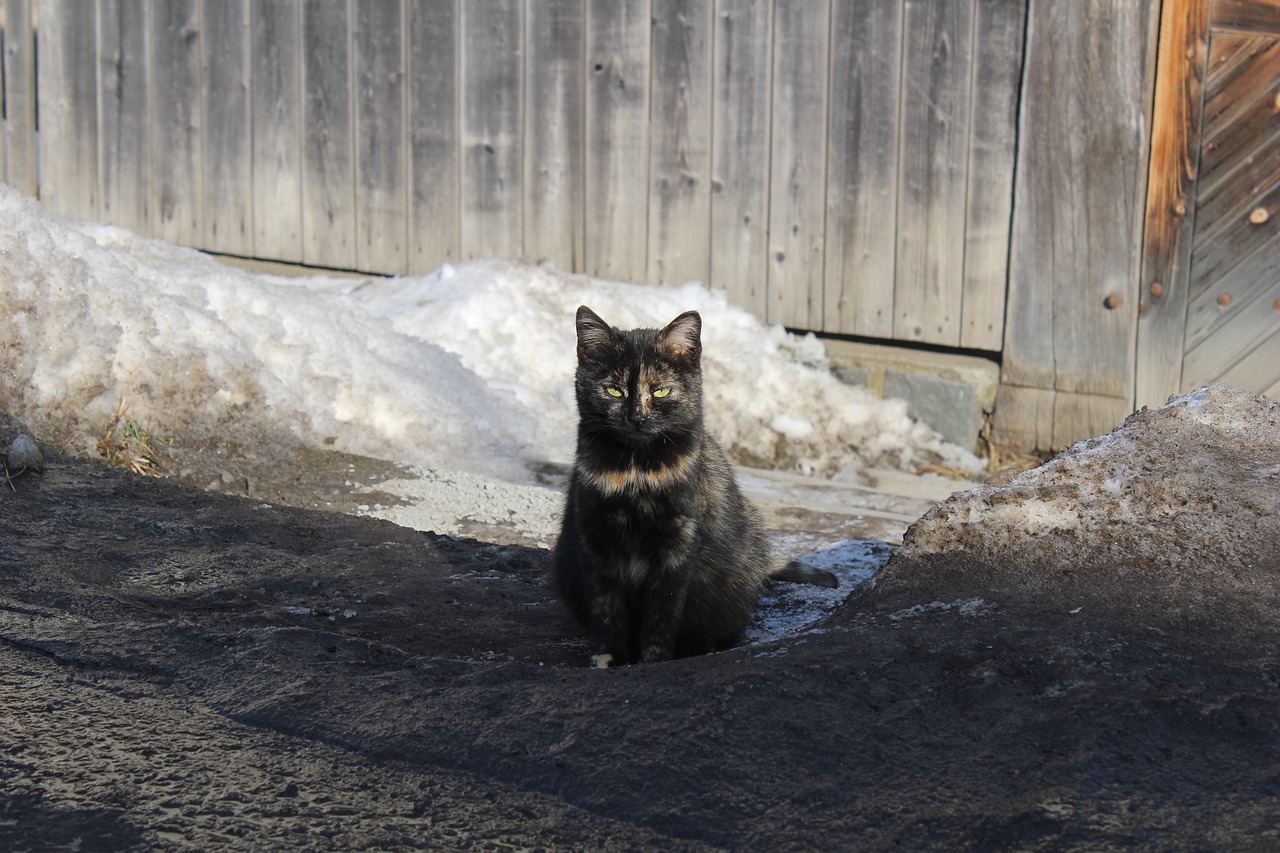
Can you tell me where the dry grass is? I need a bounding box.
[95,400,169,477]
[980,419,1047,477]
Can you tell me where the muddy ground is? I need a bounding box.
[2,425,1279,850]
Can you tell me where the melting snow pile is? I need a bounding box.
[896,385,1280,575]
[0,185,980,485]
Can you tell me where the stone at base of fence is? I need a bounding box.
[824,339,999,455]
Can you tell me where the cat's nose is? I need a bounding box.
[627,409,647,426]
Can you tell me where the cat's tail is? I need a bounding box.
[770,560,838,589]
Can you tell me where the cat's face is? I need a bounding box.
[574,306,703,446]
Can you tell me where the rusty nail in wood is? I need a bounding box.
[1218,293,1232,307]
[1174,203,1186,216]
[1104,294,1124,310]
[1149,282,1164,297]
[1249,207,1270,225]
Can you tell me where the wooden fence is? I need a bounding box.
[2,0,1021,353]
[5,0,1274,450]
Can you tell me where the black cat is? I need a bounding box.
[552,306,834,667]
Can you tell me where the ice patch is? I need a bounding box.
[746,538,895,645]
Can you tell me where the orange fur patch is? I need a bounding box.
[583,452,696,497]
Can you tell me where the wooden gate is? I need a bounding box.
[1138,0,1280,406]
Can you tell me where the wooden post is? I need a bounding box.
[1135,0,1210,409]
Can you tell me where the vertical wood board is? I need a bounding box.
[1005,0,1158,399]
[150,0,204,247]
[97,0,150,234]
[647,0,713,285]
[201,0,252,254]
[301,0,355,269]
[893,0,973,345]
[584,0,650,282]
[823,0,901,339]
[251,0,303,262]
[355,0,409,273]
[709,0,772,317]
[766,0,829,328]
[960,0,1023,351]
[3,0,39,194]
[407,0,459,270]
[37,0,100,219]
[524,0,585,270]
[460,0,523,261]
[1134,0,1210,409]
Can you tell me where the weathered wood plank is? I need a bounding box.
[823,0,900,339]
[524,0,585,270]
[990,384,1056,452]
[1193,125,1280,243]
[1215,331,1280,393]
[1189,151,1280,300]
[1193,34,1280,242]
[2,0,38,195]
[1004,0,1159,400]
[1184,227,1280,353]
[37,0,99,219]
[767,0,829,328]
[355,0,408,274]
[407,0,459,271]
[584,0,650,282]
[709,0,772,317]
[1050,391,1132,449]
[894,0,973,345]
[460,0,522,262]
[98,0,150,234]
[960,0,1024,351]
[201,0,253,254]
[251,0,304,262]
[1199,34,1279,143]
[1222,334,1280,397]
[150,0,203,247]
[1134,0,1210,409]
[1196,48,1280,200]
[991,384,1130,452]
[1183,276,1280,388]
[1211,0,1280,34]
[301,0,355,269]
[648,0,712,285]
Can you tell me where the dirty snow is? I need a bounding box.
[0,185,980,495]
[896,385,1280,576]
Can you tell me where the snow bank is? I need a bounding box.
[895,385,1280,576]
[0,185,981,483]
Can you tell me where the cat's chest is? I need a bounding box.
[579,488,698,571]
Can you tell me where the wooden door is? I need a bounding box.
[1138,0,1280,406]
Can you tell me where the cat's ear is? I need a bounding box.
[576,306,615,359]
[661,311,702,363]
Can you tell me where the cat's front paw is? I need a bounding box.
[590,652,615,669]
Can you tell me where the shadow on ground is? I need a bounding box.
[2,449,1278,850]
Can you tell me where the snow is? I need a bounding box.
[0,184,981,493]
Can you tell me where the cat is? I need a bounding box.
[552,305,835,668]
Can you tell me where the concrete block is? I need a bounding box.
[823,339,999,452]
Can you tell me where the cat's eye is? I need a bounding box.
[652,388,671,398]
[605,386,623,398]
